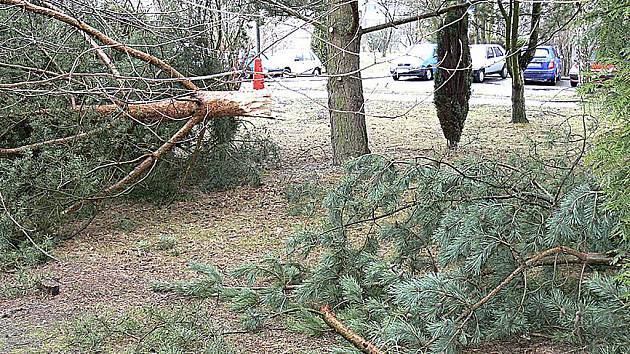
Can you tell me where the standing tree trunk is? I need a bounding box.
[499,0,542,124]
[327,0,370,164]
[434,3,472,149]
[507,52,527,123]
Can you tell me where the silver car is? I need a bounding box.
[470,44,508,83]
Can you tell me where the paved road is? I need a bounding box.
[245,69,581,109]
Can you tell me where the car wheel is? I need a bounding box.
[500,65,508,79]
[425,67,433,81]
[283,67,292,77]
[392,74,400,81]
[474,69,485,83]
[313,68,321,76]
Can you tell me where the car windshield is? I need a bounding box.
[534,48,550,58]
[407,44,434,59]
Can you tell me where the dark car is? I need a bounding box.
[390,43,438,81]
[524,46,563,85]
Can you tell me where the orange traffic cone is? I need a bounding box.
[253,57,264,90]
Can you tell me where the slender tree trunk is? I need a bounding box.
[510,61,527,123]
[501,0,530,123]
[327,0,370,164]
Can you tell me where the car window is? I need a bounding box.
[294,53,303,61]
[534,48,549,58]
[487,47,495,58]
[493,47,503,57]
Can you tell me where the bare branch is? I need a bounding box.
[361,0,489,35]
[0,0,198,91]
[320,305,384,354]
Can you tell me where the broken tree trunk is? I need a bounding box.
[0,0,274,211]
[320,305,384,354]
[86,91,271,122]
[0,92,271,157]
[64,92,271,213]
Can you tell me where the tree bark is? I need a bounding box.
[508,55,528,123]
[86,92,271,122]
[327,0,370,164]
[500,0,542,124]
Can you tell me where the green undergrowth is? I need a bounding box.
[10,302,239,354]
[0,268,49,299]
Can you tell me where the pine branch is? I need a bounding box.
[0,126,108,156]
[459,246,609,322]
[320,305,384,354]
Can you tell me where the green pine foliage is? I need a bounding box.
[581,0,630,291]
[158,151,629,353]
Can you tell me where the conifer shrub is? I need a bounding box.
[156,152,629,353]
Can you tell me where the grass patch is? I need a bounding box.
[59,303,237,353]
[0,268,49,299]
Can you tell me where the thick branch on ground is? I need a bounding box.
[458,246,613,322]
[320,305,384,354]
[361,0,486,35]
[0,0,197,91]
[422,246,615,349]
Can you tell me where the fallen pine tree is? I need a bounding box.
[0,0,273,267]
[154,152,630,353]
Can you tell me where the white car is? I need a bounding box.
[266,50,325,77]
[470,44,508,83]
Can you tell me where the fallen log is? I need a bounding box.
[0,92,272,157]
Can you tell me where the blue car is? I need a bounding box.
[390,43,438,81]
[524,46,563,85]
